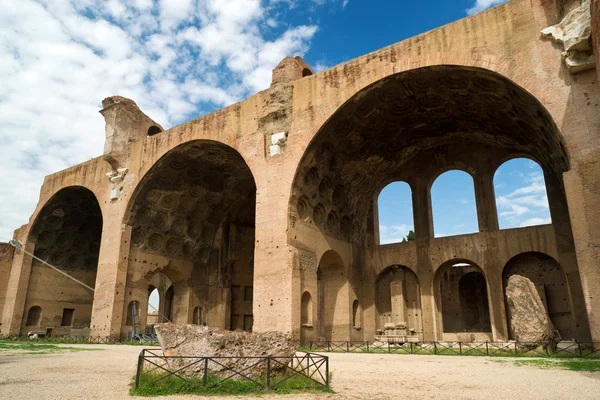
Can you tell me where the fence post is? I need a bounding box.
[135,350,144,389]
[578,342,582,358]
[410,342,413,354]
[266,357,271,389]
[515,342,518,355]
[325,355,330,389]
[203,358,208,386]
[434,342,437,355]
[459,342,462,355]
[327,342,330,352]
[388,342,391,353]
[486,341,489,356]
[310,341,313,351]
[366,342,369,353]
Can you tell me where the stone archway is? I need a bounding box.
[122,140,257,335]
[22,186,102,336]
[287,65,571,342]
[503,252,574,340]
[317,250,349,341]
[434,260,491,341]
[375,265,423,341]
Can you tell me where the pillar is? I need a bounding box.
[390,277,406,324]
[473,169,499,232]
[484,266,508,341]
[412,178,436,340]
[89,219,130,338]
[562,169,599,342]
[0,238,34,336]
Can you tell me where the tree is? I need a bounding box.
[401,230,416,242]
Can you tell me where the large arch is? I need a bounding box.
[287,65,572,342]
[288,65,568,246]
[121,140,257,336]
[22,186,103,336]
[503,252,574,340]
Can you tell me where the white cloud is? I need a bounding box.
[495,172,551,228]
[379,224,413,245]
[519,217,551,228]
[0,0,319,240]
[466,0,507,16]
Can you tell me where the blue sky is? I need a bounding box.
[0,0,510,245]
[378,159,552,244]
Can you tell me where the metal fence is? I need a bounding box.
[135,349,329,390]
[300,341,600,358]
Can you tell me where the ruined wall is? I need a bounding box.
[3,0,600,342]
[0,243,14,325]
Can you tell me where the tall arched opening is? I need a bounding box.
[317,250,349,341]
[375,265,422,342]
[288,65,573,341]
[23,186,102,336]
[434,260,491,341]
[123,140,256,336]
[503,252,574,340]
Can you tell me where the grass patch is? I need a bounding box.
[130,371,333,396]
[0,340,102,354]
[300,344,600,359]
[493,358,600,372]
[0,337,159,346]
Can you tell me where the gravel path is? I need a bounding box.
[0,344,598,399]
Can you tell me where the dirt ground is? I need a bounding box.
[0,344,598,400]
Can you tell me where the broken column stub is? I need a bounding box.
[100,96,164,174]
[541,0,596,73]
[154,324,296,379]
[505,275,560,345]
[271,56,314,86]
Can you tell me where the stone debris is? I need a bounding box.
[505,275,560,347]
[154,323,297,378]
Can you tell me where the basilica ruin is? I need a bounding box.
[1,0,600,345]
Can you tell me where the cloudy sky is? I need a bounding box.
[0,0,509,242]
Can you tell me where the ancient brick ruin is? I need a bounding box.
[1,1,600,344]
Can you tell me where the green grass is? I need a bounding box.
[493,358,600,372]
[130,371,333,396]
[300,344,600,359]
[0,337,159,346]
[0,340,103,354]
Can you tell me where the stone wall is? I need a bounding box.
[2,0,600,343]
[0,243,14,325]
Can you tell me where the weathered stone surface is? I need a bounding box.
[505,275,560,345]
[154,324,296,378]
[542,0,596,73]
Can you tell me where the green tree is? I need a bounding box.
[401,230,416,242]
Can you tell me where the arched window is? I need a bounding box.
[193,306,202,325]
[26,306,42,326]
[301,292,313,326]
[147,125,162,136]
[126,301,140,326]
[377,181,414,244]
[494,158,551,229]
[352,300,362,329]
[431,170,478,238]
